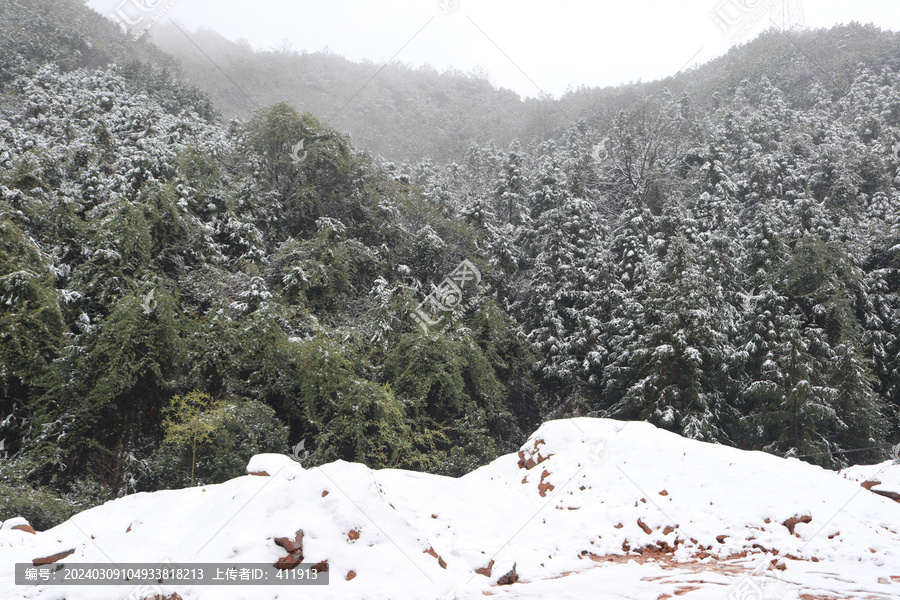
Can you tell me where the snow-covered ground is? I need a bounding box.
[3,418,899,599]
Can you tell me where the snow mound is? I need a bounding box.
[0,517,35,534]
[245,452,304,476]
[4,418,900,600]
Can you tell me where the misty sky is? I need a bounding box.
[86,0,900,98]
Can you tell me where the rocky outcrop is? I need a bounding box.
[273,529,304,570]
[32,548,75,566]
[3,517,36,534]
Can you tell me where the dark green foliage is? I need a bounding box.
[149,395,289,489]
[0,218,64,451]
[0,481,82,531]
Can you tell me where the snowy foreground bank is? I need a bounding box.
[2,418,899,600]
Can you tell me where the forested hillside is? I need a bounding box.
[150,24,533,164]
[152,21,900,163]
[0,0,898,530]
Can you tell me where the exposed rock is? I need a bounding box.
[273,529,304,570]
[860,480,900,503]
[32,549,75,566]
[637,518,652,535]
[496,562,519,585]
[475,559,494,576]
[274,553,302,570]
[347,529,360,542]
[311,560,328,572]
[782,515,812,535]
[517,438,553,470]
[4,517,36,535]
[13,523,37,535]
[423,546,447,569]
[345,570,356,581]
[538,469,555,497]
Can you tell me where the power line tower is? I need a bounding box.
[769,0,806,31]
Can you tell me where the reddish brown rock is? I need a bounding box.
[347,529,360,542]
[637,518,652,535]
[424,547,447,569]
[32,549,75,566]
[274,553,302,570]
[246,469,270,476]
[517,438,553,470]
[273,529,304,570]
[860,480,900,503]
[11,523,36,535]
[345,570,357,581]
[496,562,519,585]
[475,559,495,577]
[537,470,555,497]
[311,560,328,573]
[275,530,304,554]
[782,515,812,535]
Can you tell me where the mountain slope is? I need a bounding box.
[0,0,216,121]
[149,21,900,163]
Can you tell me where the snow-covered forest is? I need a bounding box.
[1,0,899,537]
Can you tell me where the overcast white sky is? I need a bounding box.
[86,0,900,98]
